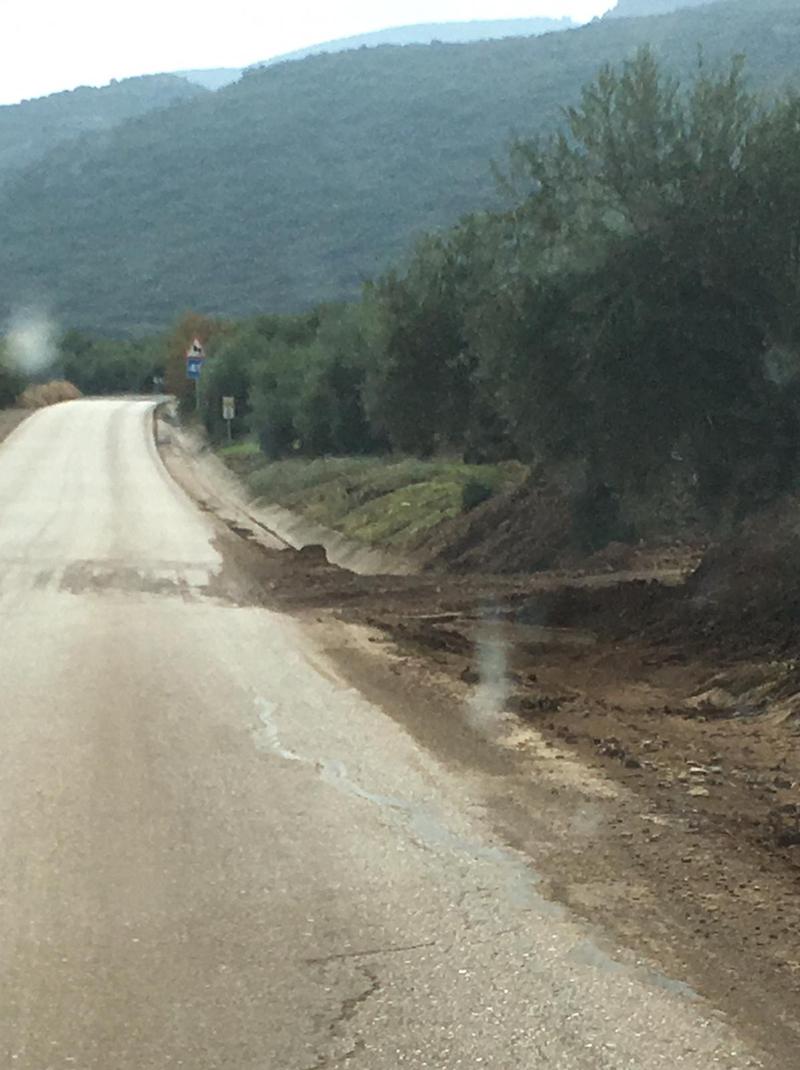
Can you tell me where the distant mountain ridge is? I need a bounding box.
[0,16,584,182]
[257,16,577,64]
[0,5,727,195]
[606,0,728,16]
[0,0,796,333]
[175,68,243,91]
[177,17,578,92]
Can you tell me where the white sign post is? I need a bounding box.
[222,396,235,443]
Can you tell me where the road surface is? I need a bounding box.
[0,399,764,1068]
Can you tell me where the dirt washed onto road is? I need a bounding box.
[160,422,800,1065]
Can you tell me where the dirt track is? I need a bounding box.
[160,419,800,1065]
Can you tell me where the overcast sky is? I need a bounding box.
[1,1,614,105]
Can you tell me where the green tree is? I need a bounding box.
[491,50,800,517]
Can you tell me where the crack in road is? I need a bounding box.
[303,965,381,1069]
[252,697,544,910]
[306,941,436,965]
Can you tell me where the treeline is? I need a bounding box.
[0,329,163,403]
[59,331,163,395]
[157,50,800,541]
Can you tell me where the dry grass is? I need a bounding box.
[18,380,83,409]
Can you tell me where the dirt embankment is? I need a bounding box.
[161,417,800,1063]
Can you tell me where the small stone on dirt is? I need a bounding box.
[686,687,736,712]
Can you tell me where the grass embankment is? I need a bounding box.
[219,442,527,552]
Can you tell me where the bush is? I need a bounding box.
[18,380,83,409]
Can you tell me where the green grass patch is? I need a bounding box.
[218,439,272,477]
[226,451,527,551]
[339,481,465,547]
[219,440,262,458]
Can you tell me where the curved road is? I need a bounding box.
[0,399,764,1068]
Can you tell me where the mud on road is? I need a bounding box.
[160,420,800,1066]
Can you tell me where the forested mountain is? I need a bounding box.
[1,0,798,333]
[0,75,206,185]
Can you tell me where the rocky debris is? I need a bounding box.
[641,737,666,753]
[585,540,637,572]
[593,736,644,771]
[769,803,800,848]
[598,736,626,760]
[508,692,565,717]
[296,543,330,565]
[686,688,736,714]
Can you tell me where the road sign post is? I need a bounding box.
[222,396,235,443]
[185,339,205,410]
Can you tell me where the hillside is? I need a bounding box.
[0,0,798,333]
[0,75,206,185]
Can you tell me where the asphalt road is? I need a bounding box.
[0,398,765,1068]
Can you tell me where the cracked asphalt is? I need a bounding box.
[0,399,770,1067]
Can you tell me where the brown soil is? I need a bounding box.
[424,466,707,576]
[203,523,800,1059]
[423,472,575,572]
[161,425,800,1065]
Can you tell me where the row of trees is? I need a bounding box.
[158,51,800,538]
[361,50,800,524]
[59,331,164,395]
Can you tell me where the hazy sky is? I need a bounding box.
[1,1,614,105]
